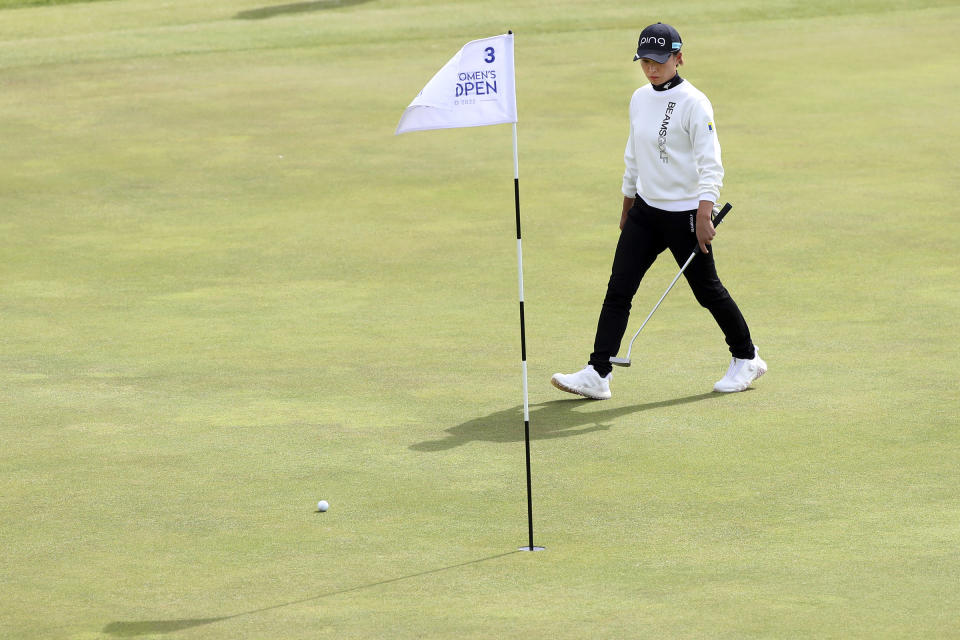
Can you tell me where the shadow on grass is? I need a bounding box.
[103,619,228,637]
[411,393,720,452]
[235,0,375,20]
[103,551,518,636]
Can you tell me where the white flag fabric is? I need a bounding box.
[395,34,517,135]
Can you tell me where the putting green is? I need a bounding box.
[2,0,958,638]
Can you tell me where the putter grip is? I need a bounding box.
[712,202,733,226]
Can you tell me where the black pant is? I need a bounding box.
[589,197,754,377]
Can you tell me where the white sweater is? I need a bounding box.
[621,78,723,211]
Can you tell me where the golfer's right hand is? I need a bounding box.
[620,210,629,230]
[695,201,717,253]
[696,214,716,253]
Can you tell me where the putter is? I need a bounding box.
[609,202,733,367]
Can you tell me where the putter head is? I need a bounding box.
[609,357,631,367]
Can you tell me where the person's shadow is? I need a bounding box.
[410,393,720,452]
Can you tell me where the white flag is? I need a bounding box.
[395,34,517,135]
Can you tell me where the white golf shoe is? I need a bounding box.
[713,347,767,393]
[551,365,612,400]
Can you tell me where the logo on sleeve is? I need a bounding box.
[707,121,714,132]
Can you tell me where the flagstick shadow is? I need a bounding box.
[103,551,518,636]
[410,393,720,452]
[102,619,228,637]
[234,0,375,20]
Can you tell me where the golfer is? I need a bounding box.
[551,22,767,400]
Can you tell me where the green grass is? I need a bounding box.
[2,1,959,638]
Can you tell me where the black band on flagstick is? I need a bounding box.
[524,417,534,549]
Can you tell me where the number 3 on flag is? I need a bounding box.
[484,47,495,63]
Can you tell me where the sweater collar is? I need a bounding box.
[652,74,683,92]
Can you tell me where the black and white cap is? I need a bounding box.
[633,22,682,63]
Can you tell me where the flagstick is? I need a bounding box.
[513,122,544,552]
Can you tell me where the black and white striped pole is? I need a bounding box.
[512,120,544,552]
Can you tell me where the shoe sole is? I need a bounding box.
[551,376,611,400]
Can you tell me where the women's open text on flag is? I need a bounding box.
[395,33,517,135]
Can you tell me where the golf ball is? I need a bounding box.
[317,500,329,512]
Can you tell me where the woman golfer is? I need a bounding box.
[551,22,766,400]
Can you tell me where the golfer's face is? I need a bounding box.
[639,55,678,85]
